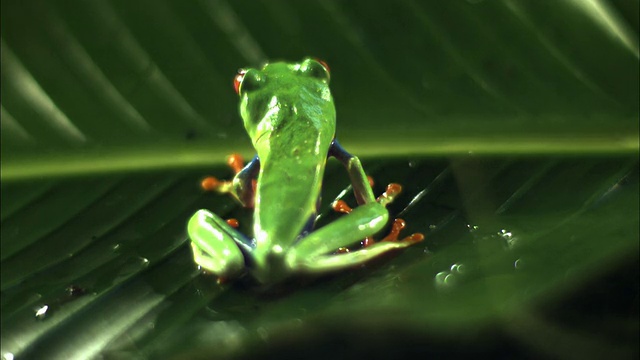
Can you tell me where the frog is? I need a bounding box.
[188,57,423,285]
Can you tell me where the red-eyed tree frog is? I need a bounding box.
[188,58,423,285]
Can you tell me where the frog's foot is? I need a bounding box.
[200,154,245,193]
[188,210,247,280]
[226,218,240,228]
[332,183,424,247]
[378,218,425,244]
[367,175,375,187]
[332,183,402,214]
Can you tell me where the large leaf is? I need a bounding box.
[1,1,638,359]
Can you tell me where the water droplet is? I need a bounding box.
[435,262,468,290]
[435,271,457,289]
[139,257,150,266]
[466,224,479,232]
[499,229,512,239]
[112,243,121,251]
[408,161,416,168]
[435,271,448,285]
[113,256,151,283]
[67,285,86,297]
[450,263,466,274]
[514,259,523,269]
[444,274,456,285]
[498,228,518,247]
[35,305,49,320]
[429,224,437,230]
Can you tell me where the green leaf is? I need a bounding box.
[1,1,638,359]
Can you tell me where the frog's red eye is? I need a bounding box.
[233,69,247,95]
[315,58,330,74]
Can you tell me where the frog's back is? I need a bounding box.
[253,109,333,245]
[237,59,335,282]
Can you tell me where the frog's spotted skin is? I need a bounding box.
[188,58,423,285]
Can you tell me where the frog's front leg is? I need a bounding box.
[284,202,422,273]
[201,154,260,207]
[329,139,376,205]
[188,210,253,280]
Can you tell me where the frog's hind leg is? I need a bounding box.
[285,203,423,273]
[188,209,253,280]
[293,236,423,273]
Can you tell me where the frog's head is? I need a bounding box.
[233,58,334,149]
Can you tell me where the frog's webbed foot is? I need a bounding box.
[200,154,260,208]
[332,182,424,249]
[201,153,246,193]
